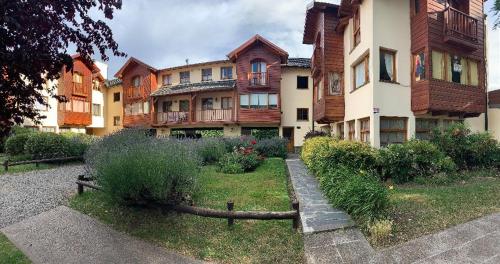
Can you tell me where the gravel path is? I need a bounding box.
[0,165,85,228]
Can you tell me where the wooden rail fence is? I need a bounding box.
[76,176,300,229]
[3,156,83,171]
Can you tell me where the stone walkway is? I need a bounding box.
[2,206,202,264]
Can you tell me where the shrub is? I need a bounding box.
[5,133,33,156]
[10,125,36,135]
[61,132,95,157]
[254,137,287,158]
[301,136,332,168]
[319,167,389,221]
[251,128,279,140]
[217,146,262,174]
[86,129,200,205]
[467,133,500,168]
[222,136,256,152]
[379,140,456,183]
[24,132,71,159]
[195,137,227,164]
[304,130,328,140]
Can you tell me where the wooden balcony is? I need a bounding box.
[156,111,190,124]
[155,109,234,126]
[443,7,479,50]
[196,109,233,123]
[72,82,88,96]
[125,87,142,98]
[248,72,268,86]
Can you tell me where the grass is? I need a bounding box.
[69,158,304,263]
[0,154,81,175]
[0,233,30,264]
[371,169,500,248]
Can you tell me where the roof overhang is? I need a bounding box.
[114,57,157,78]
[227,34,289,63]
[303,1,341,44]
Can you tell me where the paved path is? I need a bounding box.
[2,206,202,264]
[0,165,85,228]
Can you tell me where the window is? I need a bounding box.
[162,74,172,86]
[221,67,233,80]
[360,118,370,143]
[202,68,212,82]
[416,118,439,140]
[250,94,268,109]
[443,119,462,129]
[35,96,49,111]
[132,76,141,87]
[317,80,323,100]
[380,49,396,82]
[414,52,426,82]
[380,117,407,147]
[469,60,479,86]
[414,0,420,14]
[353,8,361,47]
[432,50,445,80]
[113,92,120,102]
[162,101,172,112]
[71,99,90,113]
[240,94,250,109]
[297,76,308,89]
[41,127,56,133]
[296,108,309,121]
[348,120,355,140]
[249,60,267,85]
[337,123,345,140]
[180,71,190,84]
[431,51,479,86]
[92,81,101,91]
[353,56,369,90]
[143,101,150,114]
[179,100,189,112]
[113,116,121,126]
[125,103,143,115]
[269,94,278,108]
[73,73,83,84]
[92,104,101,116]
[329,72,342,95]
[202,98,213,110]
[221,97,232,109]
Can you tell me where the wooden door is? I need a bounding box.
[283,127,295,153]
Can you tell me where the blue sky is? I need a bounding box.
[89,0,498,90]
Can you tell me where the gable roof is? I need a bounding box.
[303,2,340,44]
[70,54,102,73]
[114,57,157,78]
[227,34,289,63]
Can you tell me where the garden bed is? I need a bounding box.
[70,158,304,263]
[0,233,30,264]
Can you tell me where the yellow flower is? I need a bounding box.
[388,185,394,190]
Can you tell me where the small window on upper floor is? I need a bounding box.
[73,72,83,84]
[297,76,308,89]
[414,0,420,14]
[353,8,361,47]
[202,68,212,82]
[380,49,396,82]
[414,51,426,82]
[132,76,141,87]
[249,60,267,86]
[353,55,369,90]
[113,92,120,102]
[180,71,190,84]
[162,74,172,86]
[221,67,233,80]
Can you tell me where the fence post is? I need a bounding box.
[77,175,85,194]
[292,200,299,230]
[3,160,8,172]
[227,201,234,227]
[35,162,39,168]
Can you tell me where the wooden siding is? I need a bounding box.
[58,58,92,126]
[490,90,500,106]
[235,42,282,124]
[411,0,486,116]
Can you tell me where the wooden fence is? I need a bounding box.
[76,176,300,229]
[3,156,83,171]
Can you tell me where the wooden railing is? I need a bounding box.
[443,7,479,43]
[248,72,268,86]
[156,111,189,124]
[126,87,142,98]
[196,109,232,122]
[73,82,87,95]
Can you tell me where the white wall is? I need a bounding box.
[89,89,105,128]
[23,79,60,132]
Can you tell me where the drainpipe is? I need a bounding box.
[484,14,489,131]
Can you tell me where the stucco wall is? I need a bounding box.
[157,61,235,88]
[89,89,105,128]
[488,109,500,141]
[23,79,60,132]
[97,84,123,136]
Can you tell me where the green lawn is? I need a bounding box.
[0,233,30,264]
[373,169,500,248]
[69,158,304,263]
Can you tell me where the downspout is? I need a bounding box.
[484,13,489,131]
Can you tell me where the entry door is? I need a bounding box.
[283,127,295,153]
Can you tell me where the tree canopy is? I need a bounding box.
[494,0,500,29]
[0,0,125,138]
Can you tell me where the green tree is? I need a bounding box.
[494,0,500,29]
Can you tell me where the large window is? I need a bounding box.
[353,8,361,47]
[297,76,309,89]
[432,51,479,86]
[73,73,83,84]
[201,98,213,110]
[70,99,90,113]
[360,118,370,143]
[415,118,439,140]
[162,74,172,86]
[202,68,212,82]
[113,92,120,102]
[162,101,172,112]
[414,52,426,82]
[353,55,369,90]
[250,60,267,85]
[328,72,342,95]
[221,67,233,80]
[180,71,190,84]
[221,97,232,109]
[348,120,355,140]
[240,93,278,109]
[380,49,396,82]
[92,104,101,116]
[337,123,345,140]
[179,100,189,112]
[380,117,407,147]
[296,108,309,121]
[125,102,143,115]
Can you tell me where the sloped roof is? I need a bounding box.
[303,2,340,44]
[227,34,289,63]
[105,79,123,88]
[114,57,157,78]
[283,58,311,68]
[151,79,236,97]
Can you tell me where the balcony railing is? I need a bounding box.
[196,109,232,122]
[126,87,142,98]
[443,7,479,44]
[156,111,189,124]
[248,72,268,86]
[73,82,87,95]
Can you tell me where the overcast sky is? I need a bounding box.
[88,0,498,90]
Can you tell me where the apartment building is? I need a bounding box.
[114,35,313,150]
[303,0,487,147]
[23,55,107,134]
[88,79,124,136]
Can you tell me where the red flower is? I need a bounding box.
[251,140,257,145]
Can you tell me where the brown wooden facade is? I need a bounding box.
[303,2,345,124]
[410,0,487,117]
[57,56,100,127]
